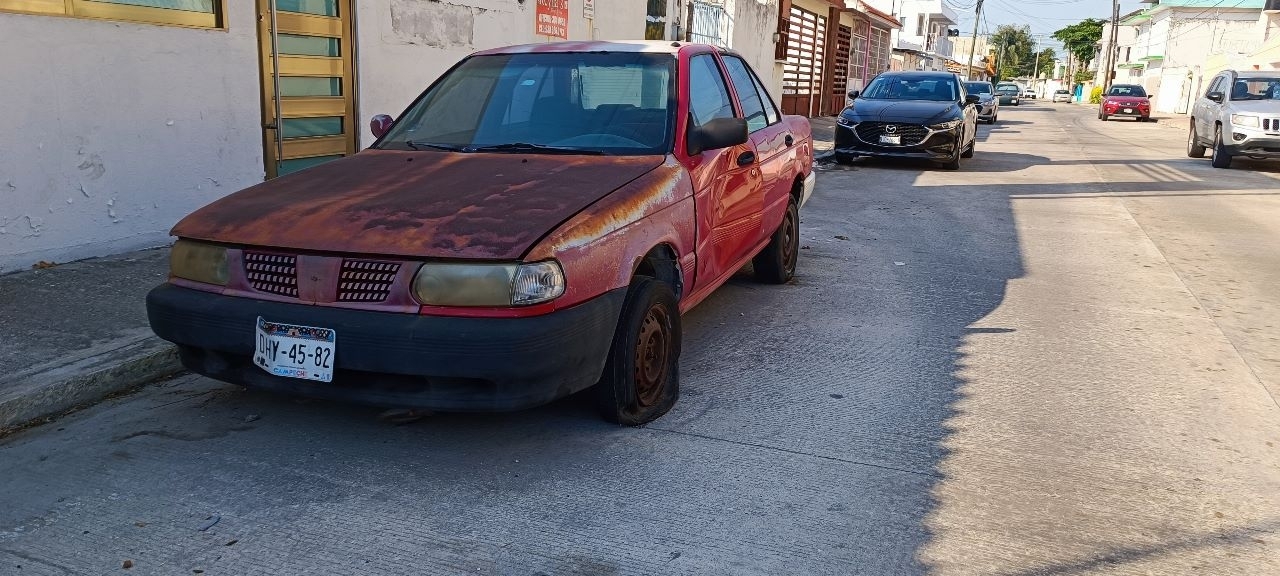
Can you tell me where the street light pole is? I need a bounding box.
[965,0,984,80]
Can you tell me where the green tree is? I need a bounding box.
[990,25,1035,81]
[1052,18,1105,68]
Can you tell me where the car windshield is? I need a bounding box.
[376,52,676,155]
[1056,90,1069,94]
[1108,85,1146,97]
[861,75,959,101]
[965,82,993,95]
[1231,77,1280,100]
[996,85,1018,93]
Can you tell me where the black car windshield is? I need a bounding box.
[965,82,993,95]
[1231,77,1280,100]
[1108,85,1147,97]
[377,52,676,155]
[862,75,959,101]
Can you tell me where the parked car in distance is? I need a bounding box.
[834,71,980,170]
[1099,84,1151,121]
[995,84,1020,106]
[1052,89,1072,103]
[965,81,999,124]
[146,41,815,425]
[1022,88,1037,99]
[1188,70,1280,169]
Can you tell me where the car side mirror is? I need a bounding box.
[687,117,749,156]
[370,114,395,139]
[1207,91,1224,103]
[848,90,860,99]
[965,94,981,106]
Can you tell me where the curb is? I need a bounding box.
[0,335,182,433]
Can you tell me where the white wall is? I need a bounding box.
[355,0,647,144]
[730,0,784,100]
[0,7,262,274]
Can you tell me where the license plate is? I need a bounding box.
[1124,108,1132,113]
[253,317,336,382]
[880,134,901,145]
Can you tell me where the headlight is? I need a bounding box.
[170,239,228,286]
[1232,114,1259,128]
[836,115,855,127]
[412,260,565,307]
[930,119,963,130]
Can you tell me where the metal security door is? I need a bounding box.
[257,0,357,179]
[829,24,850,115]
[781,6,825,117]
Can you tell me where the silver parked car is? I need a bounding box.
[1051,89,1071,103]
[965,81,999,124]
[1188,70,1280,168]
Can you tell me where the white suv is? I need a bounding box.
[1188,70,1280,169]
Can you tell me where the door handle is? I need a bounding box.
[736,151,757,166]
[784,134,794,147]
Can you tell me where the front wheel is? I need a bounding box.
[940,144,961,170]
[753,198,799,284]
[1211,125,1233,169]
[592,277,680,425]
[961,137,975,158]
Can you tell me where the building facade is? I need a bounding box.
[776,0,900,116]
[0,0,783,273]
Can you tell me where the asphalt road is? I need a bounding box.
[3,102,1279,575]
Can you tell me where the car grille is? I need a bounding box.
[854,122,929,146]
[337,260,401,302]
[1263,118,1280,133]
[244,252,298,297]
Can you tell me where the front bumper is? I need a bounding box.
[977,104,997,119]
[147,283,626,411]
[833,124,960,160]
[800,171,816,207]
[1224,132,1280,158]
[1104,105,1148,118]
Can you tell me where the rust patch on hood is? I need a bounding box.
[172,150,664,260]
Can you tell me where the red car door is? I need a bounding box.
[682,52,763,289]
[719,54,794,245]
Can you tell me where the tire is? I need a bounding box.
[753,198,799,284]
[1187,121,1206,158]
[940,144,961,170]
[592,277,680,425]
[1101,113,1109,121]
[961,137,975,158]
[1211,125,1232,169]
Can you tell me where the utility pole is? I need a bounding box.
[1031,35,1041,95]
[1103,0,1120,92]
[965,0,984,80]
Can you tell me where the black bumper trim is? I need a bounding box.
[147,284,627,412]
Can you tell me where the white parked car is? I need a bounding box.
[1188,70,1280,169]
[1051,89,1072,103]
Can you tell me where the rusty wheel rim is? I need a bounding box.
[633,303,670,408]
[782,208,798,276]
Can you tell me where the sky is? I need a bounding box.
[946,0,1145,55]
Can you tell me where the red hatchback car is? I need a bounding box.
[147,41,814,425]
[1099,84,1152,121]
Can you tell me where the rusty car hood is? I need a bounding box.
[172,150,665,260]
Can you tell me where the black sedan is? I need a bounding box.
[834,72,980,170]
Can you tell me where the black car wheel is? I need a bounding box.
[1211,125,1233,169]
[592,277,680,425]
[961,137,975,158]
[940,143,961,170]
[754,198,799,284]
[1187,120,1206,158]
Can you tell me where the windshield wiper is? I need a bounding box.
[466,142,605,155]
[405,140,466,152]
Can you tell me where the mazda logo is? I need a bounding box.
[885,125,897,134]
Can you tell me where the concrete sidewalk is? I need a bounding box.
[0,248,181,432]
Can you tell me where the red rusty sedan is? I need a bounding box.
[147,41,814,425]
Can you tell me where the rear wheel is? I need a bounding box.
[1187,121,1206,158]
[592,277,680,425]
[754,198,799,284]
[1211,125,1233,169]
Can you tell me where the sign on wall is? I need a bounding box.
[536,0,569,39]
[584,0,594,19]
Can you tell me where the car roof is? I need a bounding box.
[1234,70,1280,79]
[472,40,707,57]
[877,71,957,79]
[1110,84,1143,89]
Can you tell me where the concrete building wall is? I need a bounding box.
[0,6,263,275]
[729,0,785,101]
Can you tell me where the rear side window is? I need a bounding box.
[721,56,769,133]
[688,54,736,127]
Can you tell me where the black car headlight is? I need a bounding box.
[929,119,963,131]
[836,116,855,127]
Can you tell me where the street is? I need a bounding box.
[3,102,1280,575]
